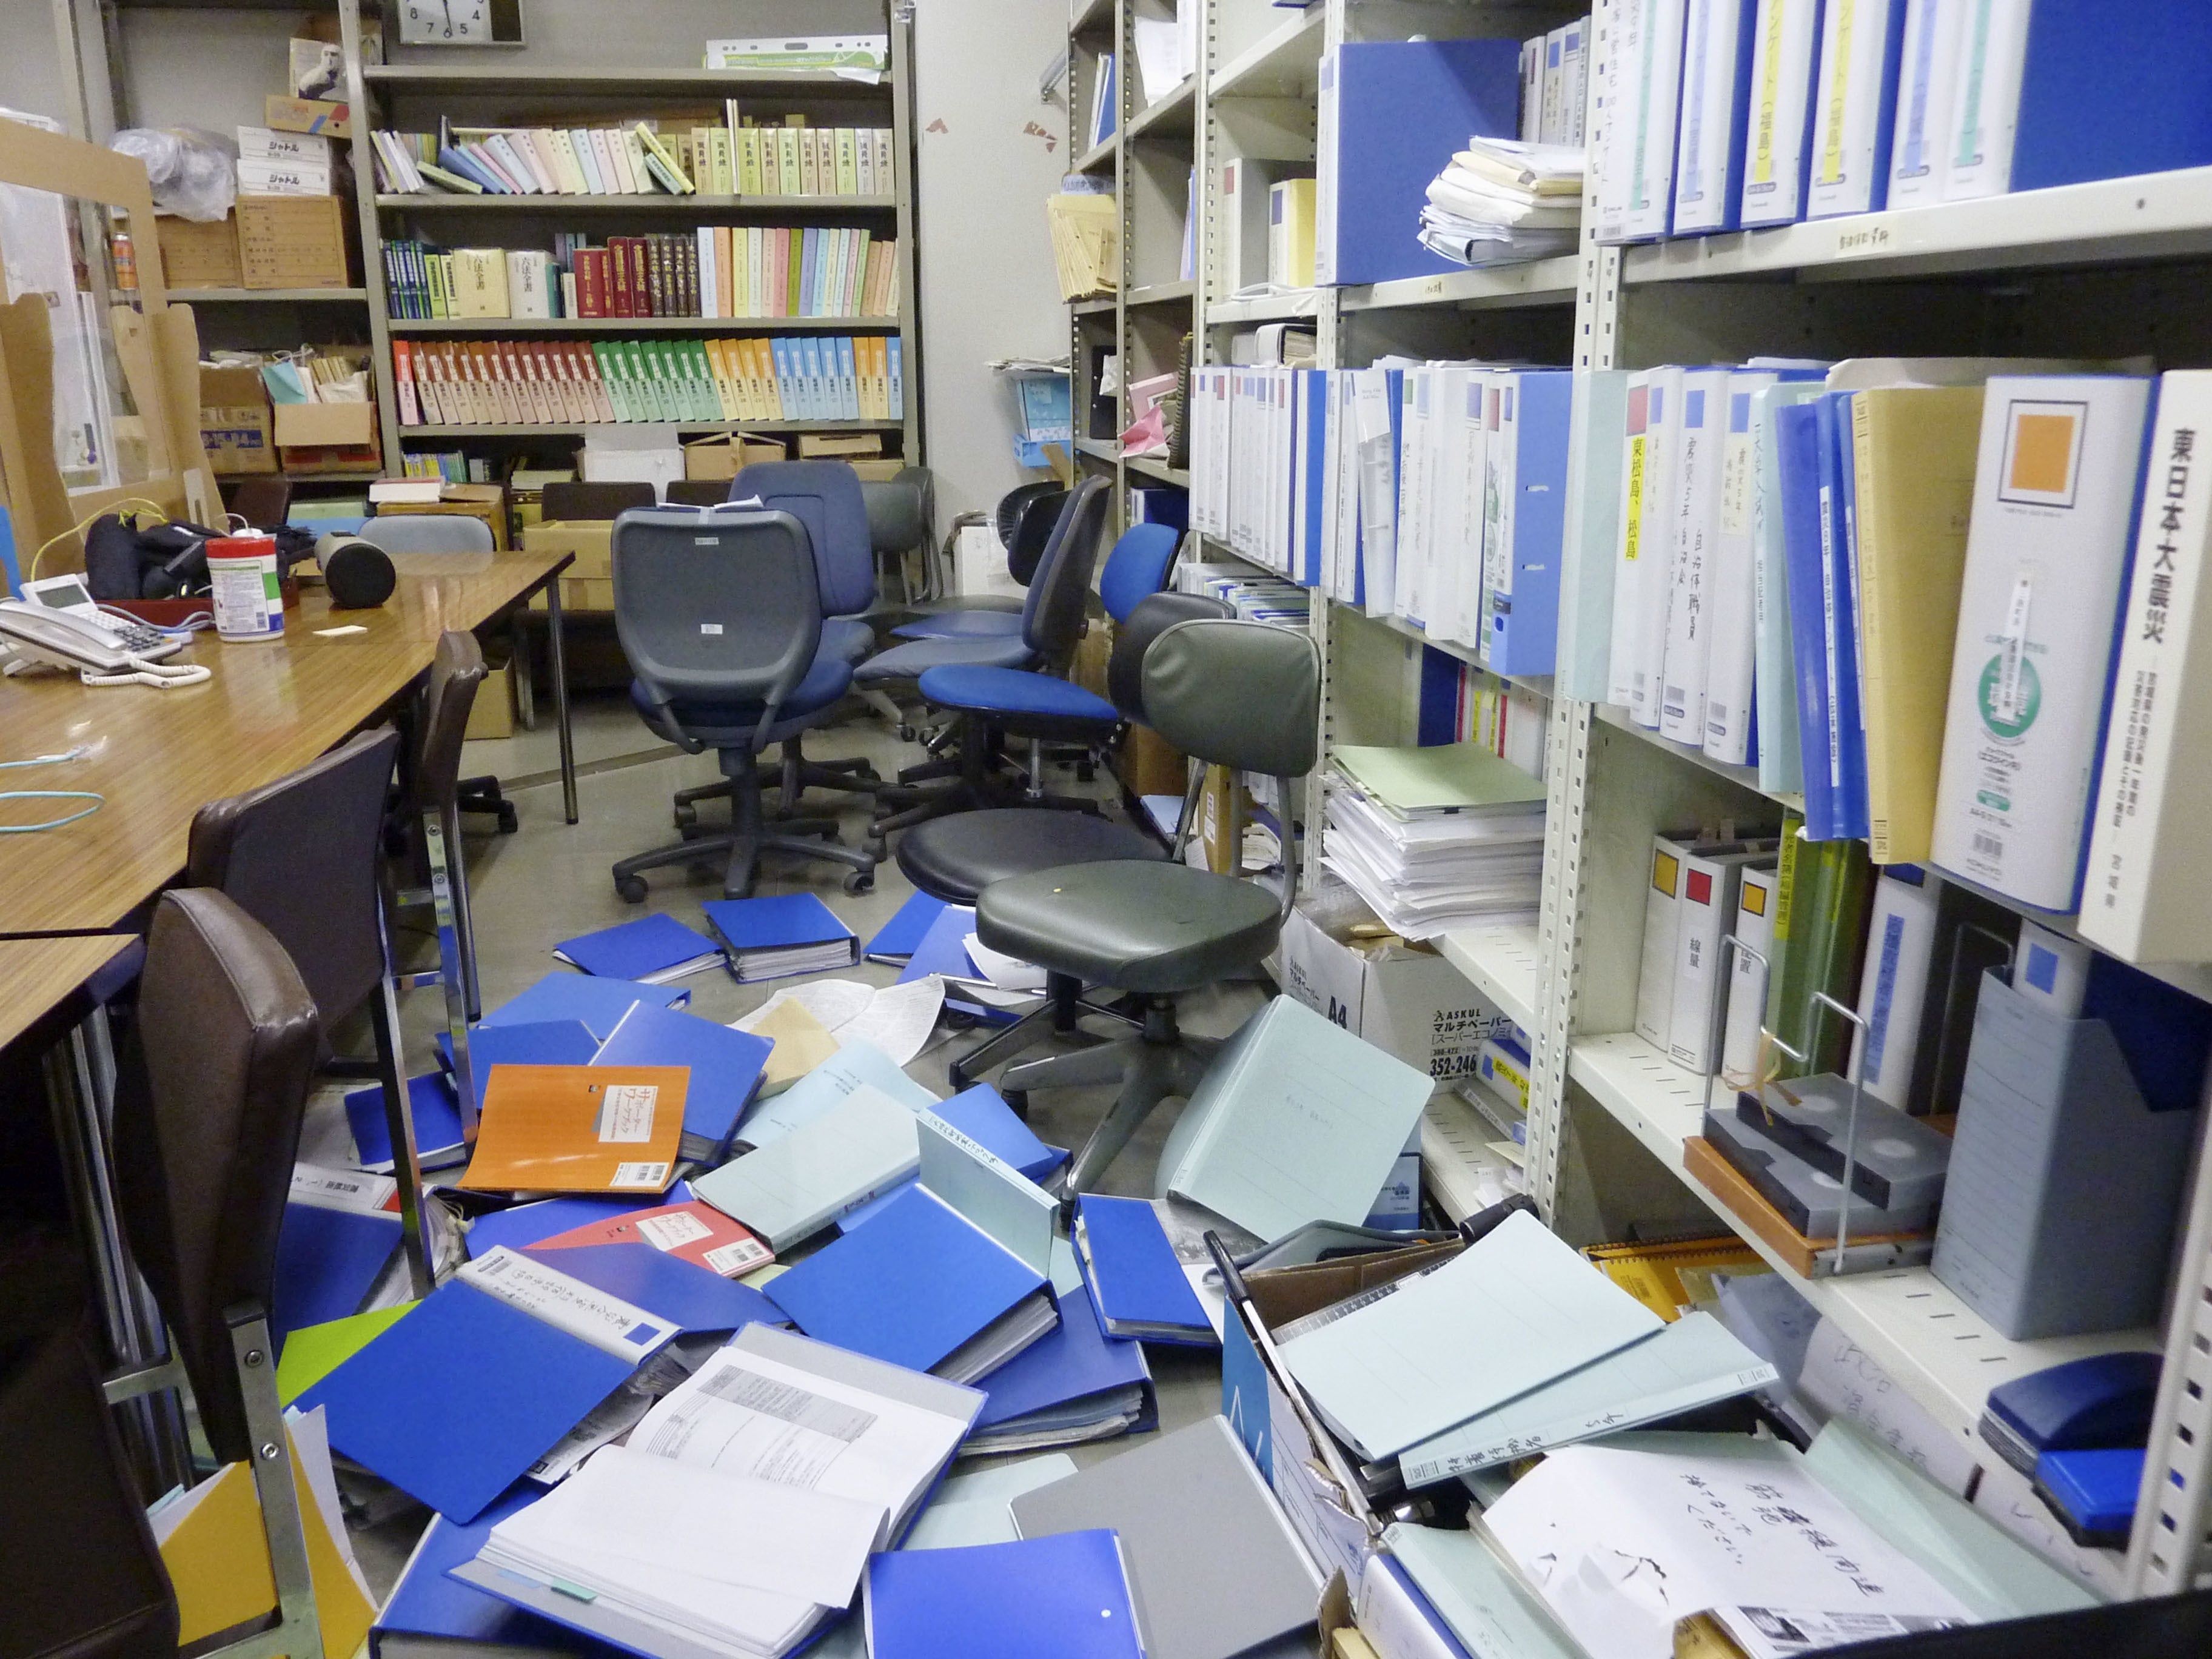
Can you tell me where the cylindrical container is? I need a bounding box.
[205,534,284,643]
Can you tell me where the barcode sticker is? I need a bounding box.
[1972,832,2004,859]
[704,1237,772,1275]
[636,1212,714,1252]
[612,1161,671,1188]
[598,1084,658,1144]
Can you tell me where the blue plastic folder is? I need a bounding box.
[865,891,947,964]
[344,1071,465,1172]
[437,1019,598,1116]
[1487,370,1574,677]
[1076,1195,1216,1347]
[702,893,860,979]
[1818,393,1870,840]
[1777,401,1842,839]
[589,1001,772,1162]
[373,1488,592,1654]
[481,972,688,1037]
[551,913,723,981]
[270,1202,398,1347]
[897,902,1013,1025]
[837,1083,1069,1232]
[972,1286,1156,1443]
[863,1531,1144,1659]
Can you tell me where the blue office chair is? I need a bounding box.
[890,481,1067,642]
[609,506,877,901]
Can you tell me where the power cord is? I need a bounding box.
[79,657,211,689]
[0,746,102,833]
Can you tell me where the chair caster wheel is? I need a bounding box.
[615,876,649,903]
[865,836,888,860]
[817,824,840,841]
[674,803,697,829]
[496,804,520,834]
[1076,763,1095,783]
[856,763,881,782]
[843,871,874,896]
[1002,1090,1029,1121]
[897,725,918,743]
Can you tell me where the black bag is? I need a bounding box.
[81,512,317,600]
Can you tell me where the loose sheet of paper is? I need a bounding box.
[735,976,944,1067]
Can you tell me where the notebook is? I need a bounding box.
[1074,1194,1221,1347]
[344,1072,466,1173]
[300,1244,778,1521]
[589,1000,772,1164]
[1276,1210,1666,1461]
[865,891,948,965]
[528,1198,773,1279]
[967,1285,1157,1455]
[457,1064,687,1196]
[863,1530,1145,1659]
[272,1165,404,1346]
[481,971,690,1037]
[551,913,726,983]
[1010,1416,1323,1659]
[702,893,860,981]
[692,1083,923,1250]
[765,1112,1059,1384]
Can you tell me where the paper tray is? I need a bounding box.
[1683,1136,1934,1278]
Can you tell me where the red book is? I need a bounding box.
[629,238,652,320]
[577,247,605,318]
[529,1199,773,1277]
[608,236,634,318]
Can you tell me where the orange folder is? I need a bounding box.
[458,1064,687,1195]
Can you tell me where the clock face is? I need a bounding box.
[398,1,511,45]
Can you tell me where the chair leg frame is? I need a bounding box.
[997,998,1224,1196]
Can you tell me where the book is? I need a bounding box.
[863,1531,1145,1659]
[703,893,860,981]
[692,1083,923,1251]
[1073,1195,1220,1347]
[1887,0,1965,210]
[1931,375,2155,910]
[1156,994,1433,1242]
[1672,0,1760,235]
[766,1112,1059,1384]
[966,1285,1157,1455]
[299,1242,776,1522]
[1805,0,1909,218]
[528,1197,771,1279]
[1720,860,1781,1081]
[344,1071,466,1173]
[1754,380,1832,794]
[1600,0,1688,242]
[457,1064,686,1196]
[1010,1416,1324,1659]
[551,913,724,982]
[1658,367,1734,743]
[1610,367,1683,722]
[588,1000,771,1165]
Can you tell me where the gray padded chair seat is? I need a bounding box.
[978,860,1283,994]
[822,617,876,663]
[854,632,1035,683]
[897,808,1162,907]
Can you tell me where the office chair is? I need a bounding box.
[186,729,438,1292]
[978,615,1318,1194]
[223,474,290,531]
[0,1327,179,1659]
[389,632,489,1027]
[864,478,1110,837]
[665,477,739,508]
[609,505,878,901]
[899,591,1233,1095]
[862,464,934,607]
[106,887,328,1659]
[541,480,656,520]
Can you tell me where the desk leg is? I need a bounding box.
[512,614,538,732]
[546,578,578,825]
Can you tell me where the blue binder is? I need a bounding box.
[1076,1195,1216,1347]
[936,1083,1068,1185]
[1819,392,1870,840]
[972,1285,1156,1444]
[1317,39,1522,286]
[1489,370,1574,677]
[863,1530,1144,1659]
[897,902,1014,1025]
[766,1185,1051,1378]
[865,891,947,964]
[517,1241,783,1336]
[272,1201,399,1347]
[702,893,859,971]
[437,1019,599,1116]
[1777,401,1842,840]
[1295,369,1329,588]
[372,1488,593,1655]
[589,1001,771,1163]
[549,913,722,981]
[1673,0,1760,233]
[344,1071,465,1173]
[482,972,687,1037]
[2011,2,2212,194]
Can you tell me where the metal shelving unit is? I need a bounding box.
[340,0,922,469]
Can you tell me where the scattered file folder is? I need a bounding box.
[551,912,726,982]
[703,893,860,981]
[968,1285,1158,1455]
[458,1064,688,1196]
[272,1165,406,1346]
[481,970,690,1036]
[694,1082,923,1250]
[1074,1194,1223,1347]
[863,1530,1146,1659]
[528,1197,771,1278]
[589,1000,771,1164]
[863,890,947,965]
[437,1017,600,1118]
[344,1072,467,1173]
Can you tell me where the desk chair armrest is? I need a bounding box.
[638,683,709,756]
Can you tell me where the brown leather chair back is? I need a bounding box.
[186,727,400,1028]
[109,890,319,1464]
[542,480,655,521]
[416,630,487,814]
[663,478,734,508]
[0,1330,178,1658]
[224,474,292,533]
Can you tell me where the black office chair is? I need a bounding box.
[899,592,1233,1096]
[610,506,877,901]
[977,615,1319,1193]
[666,478,738,508]
[892,481,1065,642]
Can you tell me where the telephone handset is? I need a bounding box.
[0,584,207,687]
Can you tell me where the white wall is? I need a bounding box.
[911,0,1071,540]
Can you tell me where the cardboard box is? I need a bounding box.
[464,662,514,740]
[158,212,243,290]
[681,432,787,481]
[563,577,613,611]
[1116,723,1187,799]
[796,432,883,458]
[848,458,902,482]
[273,401,374,449]
[378,483,509,549]
[236,193,351,289]
[1276,906,1519,1087]
[198,363,275,475]
[521,521,614,581]
[265,95,351,139]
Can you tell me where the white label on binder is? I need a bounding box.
[598,1084,659,1144]
[636,1212,714,1251]
[461,1246,672,1359]
[1995,572,2033,723]
[288,1164,399,1215]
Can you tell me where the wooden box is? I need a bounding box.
[158,212,243,290]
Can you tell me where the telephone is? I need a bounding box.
[0,577,207,688]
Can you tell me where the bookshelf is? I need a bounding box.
[337,0,921,472]
[1090,0,2212,1599]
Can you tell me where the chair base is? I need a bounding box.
[944,973,1144,1099]
[671,740,882,830]
[999,997,1221,1196]
[620,743,877,902]
[457,773,518,835]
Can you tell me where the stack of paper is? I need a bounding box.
[703,894,860,982]
[733,977,945,1070]
[1047,191,1119,300]
[1321,745,1547,939]
[1420,138,1583,268]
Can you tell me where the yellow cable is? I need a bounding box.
[27,498,173,580]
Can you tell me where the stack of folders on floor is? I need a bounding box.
[1321,743,1547,940]
[1419,138,1583,267]
[705,894,861,982]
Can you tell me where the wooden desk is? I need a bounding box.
[0,934,133,1055]
[0,549,573,937]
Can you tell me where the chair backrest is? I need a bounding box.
[542,480,656,521]
[1097,521,1184,623]
[186,726,401,1027]
[613,506,821,715]
[1143,618,1319,778]
[1108,591,1230,721]
[0,1329,178,1656]
[110,889,320,1464]
[1005,487,1068,586]
[357,512,496,555]
[731,459,875,619]
[994,480,1061,552]
[415,629,487,813]
[1021,475,1111,665]
[225,473,290,532]
[663,478,734,508]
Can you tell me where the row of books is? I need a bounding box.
[1426,656,1550,777]
[381,230,897,322]
[1187,361,1570,679]
[1594,0,2212,244]
[391,334,903,429]
[1514,15,1589,148]
[372,114,894,198]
